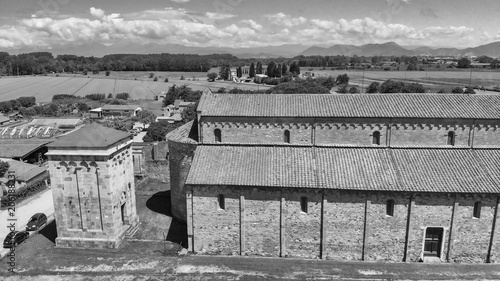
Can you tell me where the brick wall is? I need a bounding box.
[188,187,500,263]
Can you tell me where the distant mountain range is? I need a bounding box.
[8,41,500,58]
[299,41,500,57]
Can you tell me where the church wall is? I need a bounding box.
[389,123,470,147]
[366,193,410,262]
[452,195,496,263]
[191,186,240,255]
[472,121,500,147]
[188,186,500,263]
[283,189,322,259]
[324,190,366,261]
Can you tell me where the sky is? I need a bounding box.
[0,0,499,51]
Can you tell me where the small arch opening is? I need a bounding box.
[447,131,455,146]
[218,194,225,210]
[372,131,381,145]
[214,129,222,143]
[300,196,308,213]
[284,130,290,144]
[473,201,481,218]
[386,199,395,216]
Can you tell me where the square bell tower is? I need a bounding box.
[46,123,139,249]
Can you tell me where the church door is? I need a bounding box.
[424,227,443,257]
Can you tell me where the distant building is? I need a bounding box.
[0,160,49,193]
[254,74,268,84]
[101,104,141,117]
[47,123,139,249]
[0,114,9,125]
[0,139,51,163]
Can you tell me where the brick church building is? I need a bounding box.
[168,91,500,263]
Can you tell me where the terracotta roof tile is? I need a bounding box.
[0,139,53,158]
[198,93,500,119]
[186,146,500,194]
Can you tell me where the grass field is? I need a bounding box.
[0,71,271,103]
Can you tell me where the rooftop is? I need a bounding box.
[29,118,82,128]
[186,146,500,194]
[0,114,9,123]
[0,139,52,158]
[47,123,131,149]
[197,93,500,119]
[101,104,140,111]
[0,160,48,182]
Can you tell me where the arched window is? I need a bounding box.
[372,131,381,145]
[300,197,308,213]
[284,130,290,144]
[473,201,481,218]
[218,194,225,210]
[214,129,222,143]
[447,131,455,146]
[386,199,395,216]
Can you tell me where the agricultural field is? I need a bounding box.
[0,72,271,103]
[310,68,500,92]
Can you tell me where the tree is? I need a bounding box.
[107,93,113,99]
[349,86,360,94]
[282,64,288,76]
[136,110,157,124]
[0,101,13,113]
[256,62,263,74]
[335,74,350,86]
[336,85,348,94]
[237,66,242,78]
[266,78,330,94]
[154,76,158,81]
[275,64,282,78]
[315,76,335,90]
[267,61,276,78]
[249,62,255,78]
[181,102,198,123]
[401,83,425,93]
[406,63,417,71]
[464,87,476,94]
[491,59,500,69]
[451,87,464,94]
[76,102,89,112]
[105,71,110,76]
[164,77,169,82]
[0,160,9,177]
[207,72,218,81]
[366,82,380,93]
[116,93,129,100]
[380,79,405,93]
[457,58,471,68]
[17,96,36,108]
[143,121,178,142]
[289,62,300,76]
[219,65,230,80]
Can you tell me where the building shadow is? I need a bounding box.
[39,220,57,243]
[146,191,187,248]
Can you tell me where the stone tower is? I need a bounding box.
[46,123,139,249]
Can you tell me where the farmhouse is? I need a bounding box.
[168,90,500,263]
[0,160,49,193]
[0,139,52,163]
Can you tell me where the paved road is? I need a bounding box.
[0,188,54,257]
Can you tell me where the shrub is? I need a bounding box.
[153,77,158,82]
[180,75,185,80]
[116,93,130,100]
[105,71,110,76]
[149,73,154,78]
[164,78,169,82]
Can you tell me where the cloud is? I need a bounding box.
[205,12,236,20]
[264,13,307,27]
[240,19,262,31]
[170,0,190,3]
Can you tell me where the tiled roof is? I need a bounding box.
[0,139,53,158]
[47,123,131,149]
[29,118,82,127]
[1,160,48,182]
[0,114,9,123]
[197,93,500,119]
[186,146,500,194]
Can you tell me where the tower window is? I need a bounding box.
[372,131,381,145]
[218,194,225,210]
[300,197,308,213]
[214,129,222,143]
[447,131,455,146]
[473,201,481,218]
[386,199,395,216]
[284,130,290,144]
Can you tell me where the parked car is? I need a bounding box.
[3,231,29,248]
[26,213,47,231]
